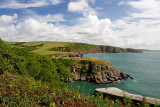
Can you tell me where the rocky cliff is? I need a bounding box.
[60,58,132,84]
[52,45,142,55]
[95,46,141,53]
[100,46,126,53]
[46,46,142,58]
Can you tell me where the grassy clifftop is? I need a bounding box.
[7,41,101,55]
[7,41,74,55]
[7,41,142,56]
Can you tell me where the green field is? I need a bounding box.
[7,41,142,57]
[7,41,100,56]
[7,41,74,55]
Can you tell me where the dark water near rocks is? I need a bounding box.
[67,52,160,99]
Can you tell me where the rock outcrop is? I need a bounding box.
[61,58,133,84]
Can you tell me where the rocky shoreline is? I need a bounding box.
[60,59,133,85]
[46,46,137,85]
[62,71,133,85]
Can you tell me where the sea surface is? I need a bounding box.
[67,52,160,99]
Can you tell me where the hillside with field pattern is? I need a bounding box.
[7,41,142,58]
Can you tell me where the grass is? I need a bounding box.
[6,41,100,56]
[7,41,141,56]
[69,43,100,52]
[7,41,136,56]
[7,41,76,55]
[1,39,156,107]
[61,57,111,66]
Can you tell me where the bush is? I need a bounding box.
[0,38,66,89]
[0,73,98,107]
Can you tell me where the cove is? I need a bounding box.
[67,52,160,99]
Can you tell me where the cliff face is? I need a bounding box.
[99,46,142,53]
[60,58,132,84]
[51,46,142,56]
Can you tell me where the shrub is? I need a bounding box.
[0,38,65,88]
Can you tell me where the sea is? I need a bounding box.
[67,52,160,99]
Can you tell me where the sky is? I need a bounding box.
[0,0,160,50]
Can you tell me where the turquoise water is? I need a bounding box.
[67,52,160,99]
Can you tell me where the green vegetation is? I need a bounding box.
[49,47,63,51]
[7,41,75,55]
[1,39,155,107]
[7,42,101,56]
[0,39,99,106]
[0,73,98,107]
[53,57,114,76]
[0,39,72,88]
[1,71,155,107]
[69,43,100,52]
[7,41,142,57]
[8,42,44,51]
[52,58,74,78]
[61,57,110,65]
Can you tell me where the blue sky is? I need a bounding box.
[0,0,160,50]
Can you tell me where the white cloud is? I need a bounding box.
[0,14,18,26]
[68,15,114,44]
[23,10,65,22]
[1,0,160,50]
[67,0,96,15]
[43,14,65,22]
[0,12,160,50]
[128,0,160,10]
[0,18,68,41]
[95,7,103,10]
[0,14,116,46]
[120,0,160,19]
[49,0,63,5]
[0,0,63,9]
[111,0,160,49]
